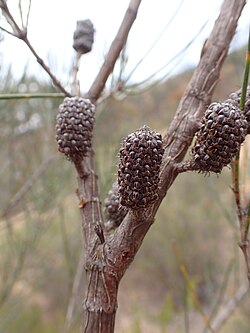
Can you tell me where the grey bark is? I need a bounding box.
[74,0,247,332]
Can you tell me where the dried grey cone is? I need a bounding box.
[104,183,128,230]
[73,19,95,54]
[190,102,247,173]
[118,126,164,209]
[56,97,95,162]
[225,86,250,133]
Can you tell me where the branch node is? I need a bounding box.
[94,223,105,244]
[238,239,249,250]
[78,197,87,209]
[17,28,27,39]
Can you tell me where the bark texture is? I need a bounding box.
[75,0,247,332]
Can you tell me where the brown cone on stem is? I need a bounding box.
[118,126,164,209]
[190,102,247,173]
[56,97,95,163]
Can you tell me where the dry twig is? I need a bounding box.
[211,282,249,331]
[0,0,71,96]
[87,0,142,102]
[2,155,56,218]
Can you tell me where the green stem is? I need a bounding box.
[232,152,241,220]
[172,241,216,333]
[0,93,65,100]
[245,200,250,239]
[233,26,250,223]
[242,27,250,241]
[240,26,250,110]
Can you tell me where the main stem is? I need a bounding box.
[74,0,246,332]
[83,249,119,333]
[76,155,121,333]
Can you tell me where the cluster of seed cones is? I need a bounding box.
[55,88,250,227]
[103,126,164,227]
[183,96,249,174]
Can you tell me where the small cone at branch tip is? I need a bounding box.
[118,125,164,209]
[104,183,128,228]
[225,87,250,133]
[55,97,95,162]
[191,102,248,174]
[73,19,95,54]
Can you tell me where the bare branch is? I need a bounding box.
[70,53,82,96]
[22,36,71,96]
[0,241,28,307]
[18,0,25,29]
[125,0,185,83]
[232,32,250,283]
[0,0,23,37]
[65,249,85,331]
[173,241,216,333]
[2,156,56,218]
[0,24,16,37]
[86,0,142,103]
[25,0,32,28]
[0,0,71,96]
[125,20,208,92]
[211,282,249,331]
[0,93,64,100]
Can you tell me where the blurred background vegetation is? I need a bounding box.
[0,45,250,333]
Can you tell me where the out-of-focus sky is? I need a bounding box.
[0,0,249,91]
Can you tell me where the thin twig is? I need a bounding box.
[125,0,185,83]
[22,36,71,96]
[0,0,23,37]
[232,154,242,221]
[18,0,24,29]
[87,0,142,102]
[240,29,250,110]
[65,249,85,331]
[173,241,217,333]
[125,20,208,92]
[0,25,17,37]
[0,241,28,308]
[59,207,74,291]
[25,0,32,28]
[243,30,250,242]
[0,0,71,96]
[232,27,250,283]
[0,93,65,100]
[71,53,82,96]
[1,155,56,218]
[204,260,234,333]
[211,282,249,331]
